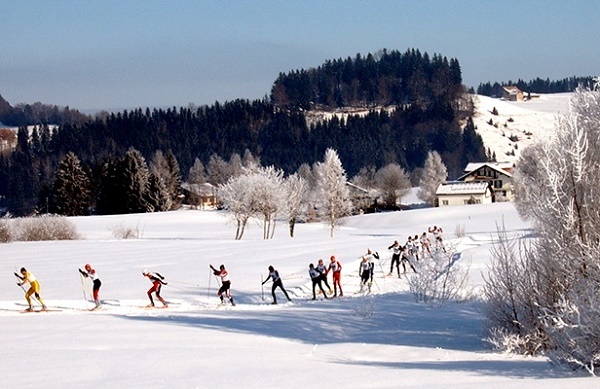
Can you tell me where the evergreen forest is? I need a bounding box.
[0,48,488,216]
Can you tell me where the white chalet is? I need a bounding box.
[436,181,493,207]
[457,162,514,201]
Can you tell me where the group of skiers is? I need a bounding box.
[13,227,445,311]
[387,225,446,277]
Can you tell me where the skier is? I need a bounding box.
[14,267,47,311]
[328,255,343,297]
[316,258,333,296]
[308,263,329,300]
[420,232,431,256]
[79,263,102,309]
[388,240,402,277]
[401,246,417,274]
[142,269,168,308]
[358,256,372,292]
[412,235,421,261]
[262,265,292,304]
[210,264,235,306]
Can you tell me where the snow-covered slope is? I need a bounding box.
[472,93,572,164]
[0,205,593,388]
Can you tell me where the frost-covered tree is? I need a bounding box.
[418,151,448,206]
[207,153,232,186]
[219,175,255,240]
[146,172,171,212]
[120,148,152,214]
[187,157,207,185]
[53,152,90,216]
[248,166,284,239]
[284,173,309,238]
[315,148,352,238]
[485,87,600,374]
[375,163,411,207]
[149,150,181,209]
[351,166,377,190]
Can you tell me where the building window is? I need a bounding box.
[442,200,449,206]
[494,180,502,188]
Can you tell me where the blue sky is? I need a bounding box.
[1,1,598,111]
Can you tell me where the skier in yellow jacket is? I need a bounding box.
[15,267,47,311]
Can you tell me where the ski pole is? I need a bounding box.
[261,275,264,301]
[79,272,89,310]
[207,268,212,303]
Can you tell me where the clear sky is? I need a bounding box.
[1,1,598,111]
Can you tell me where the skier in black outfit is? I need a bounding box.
[309,263,329,300]
[316,259,333,295]
[388,240,402,277]
[262,266,292,304]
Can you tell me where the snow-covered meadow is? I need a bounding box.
[0,202,594,388]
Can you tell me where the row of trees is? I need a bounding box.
[0,94,89,126]
[476,76,595,97]
[34,148,182,216]
[484,86,600,373]
[271,48,463,110]
[218,148,449,240]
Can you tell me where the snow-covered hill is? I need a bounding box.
[0,205,593,388]
[472,93,572,164]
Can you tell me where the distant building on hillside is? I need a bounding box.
[181,182,218,209]
[436,181,493,207]
[457,162,515,201]
[501,86,524,102]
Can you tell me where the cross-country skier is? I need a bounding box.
[308,263,329,300]
[316,259,333,295]
[262,265,292,304]
[388,240,402,277]
[210,264,235,306]
[420,232,431,256]
[401,246,417,274]
[14,267,47,311]
[142,269,168,308]
[328,255,343,297]
[79,263,102,309]
[358,256,372,292]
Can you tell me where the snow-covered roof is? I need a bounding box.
[464,161,512,173]
[436,181,490,196]
[461,162,513,180]
[502,85,522,95]
[182,182,216,196]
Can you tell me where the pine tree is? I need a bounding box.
[53,152,90,216]
[120,148,151,214]
[417,151,448,206]
[187,157,207,185]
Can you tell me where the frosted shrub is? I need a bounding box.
[111,222,142,239]
[485,87,600,374]
[0,214,13,243]
[16,215,80,241]
[407,244,470,306]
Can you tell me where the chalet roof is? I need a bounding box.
[502,85,522,95]
[460,162,513,179]
[182,182,216,196]
[464,161,513,172]
[436,181,490,196]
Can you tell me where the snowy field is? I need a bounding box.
[0,203,594,388]
[472,93,572,166]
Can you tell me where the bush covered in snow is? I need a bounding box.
[485,87,600,374]
[407,245,470,306]
[15,215,80,241]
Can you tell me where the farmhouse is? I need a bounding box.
[181,182,218,209]
[501,85,524,102]
[457,162,514,201]
[436,181,493,207]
